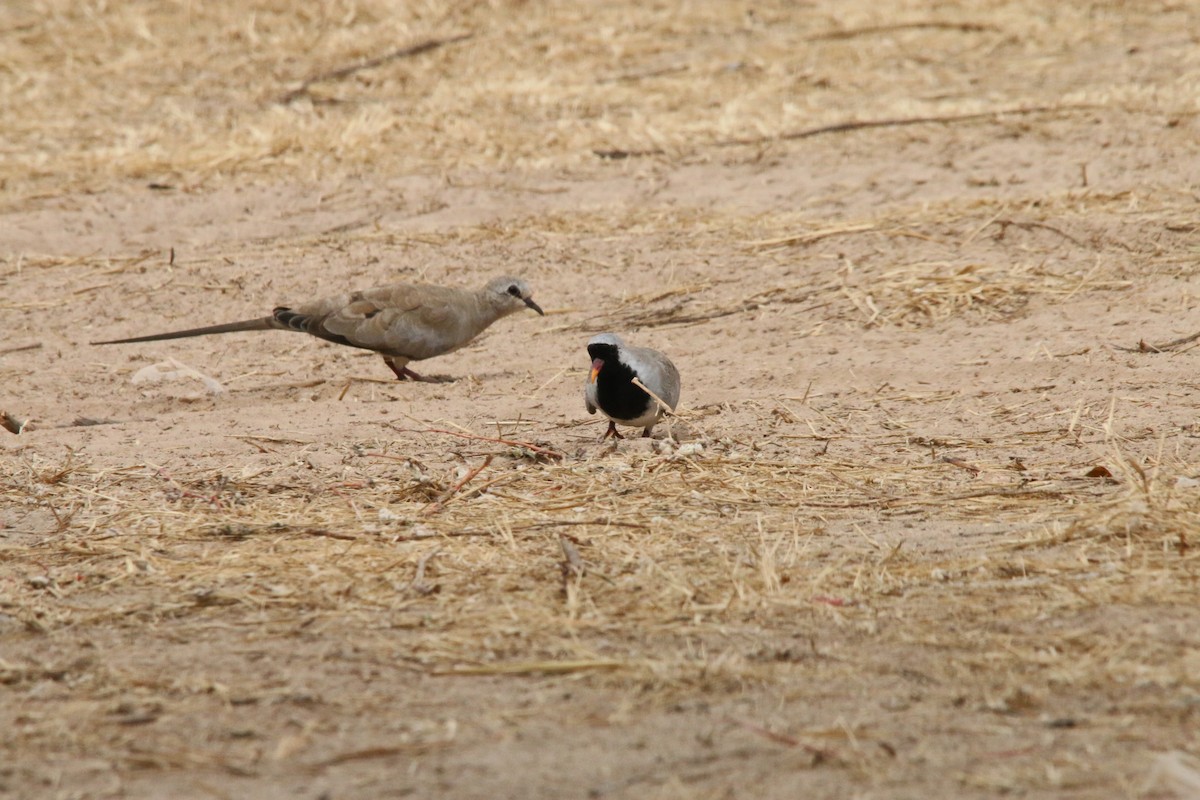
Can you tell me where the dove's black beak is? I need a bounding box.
[524,297,545,316]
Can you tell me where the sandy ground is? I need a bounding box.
[4,2,1200,798]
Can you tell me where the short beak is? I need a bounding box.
[524,297,545,316]
[589,358,603,383]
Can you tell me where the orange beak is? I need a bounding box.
[589,358,603,383]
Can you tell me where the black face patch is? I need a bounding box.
[589,347,652,422]
[507,284,522,297]
[587,342,619,361]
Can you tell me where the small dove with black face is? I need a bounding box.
[584,333,681,439]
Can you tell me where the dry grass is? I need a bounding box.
[3,408,1196,789]
[4,0,1194,204]
[4,0,1200,797]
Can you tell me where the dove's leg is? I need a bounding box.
[398,367,429,381]
[601,421,624,440]
[383,356,451,383]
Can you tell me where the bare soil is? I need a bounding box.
[3,2,1200,798]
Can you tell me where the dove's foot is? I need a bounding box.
[399,367,454,384]
[384,359,454,383]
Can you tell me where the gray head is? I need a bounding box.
[484,276,544,316]
[586,332,626,351]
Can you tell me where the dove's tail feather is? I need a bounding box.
[91,317,276,345]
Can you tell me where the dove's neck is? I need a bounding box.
[474,292,516,325]
[461,292,506,336]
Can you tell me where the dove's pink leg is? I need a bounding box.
[383,357,444,383]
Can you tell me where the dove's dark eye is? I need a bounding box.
[507,285,521,297]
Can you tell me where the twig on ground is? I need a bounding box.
[389,529,494,542]
[434,660,626,676]
[298,528,359,542]
[597,64,688,84]
[807,21,997,40]
[389,425,564,460]
[594,147,665,160]
[277,33,473,104]
[727,717,835,762]
[0,342,42,355]
[991,218,1085,247]
[559,533,585,608]
[398,520,647,543]
[747,223,878,249]
[559,534,584,577]
[306,742,452,771]
[941,456,981,475]
[409,545,442,595]
[422,455,493,514]
[714,105,1099,149]
[514,520,650,532]
[1112,330,1200,353]
[802,485,1081,510]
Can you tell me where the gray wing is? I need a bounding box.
[584,377,599,414]
[626,346,681,411]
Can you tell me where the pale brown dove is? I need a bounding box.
[93,275,544,382]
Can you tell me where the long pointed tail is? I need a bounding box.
[91,317,275,345]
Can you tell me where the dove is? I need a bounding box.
[92,275,544,382]
[584,333,681,439]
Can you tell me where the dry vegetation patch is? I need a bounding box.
[4,392,1199,796]
[4,1,1200,797]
